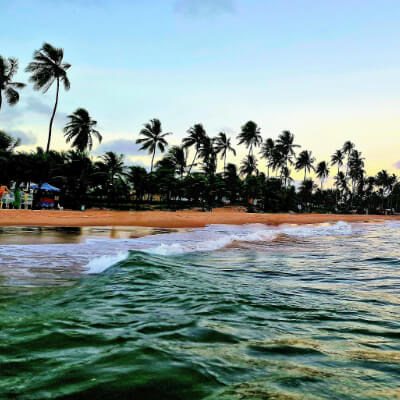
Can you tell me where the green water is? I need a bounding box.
[1,222,400,399]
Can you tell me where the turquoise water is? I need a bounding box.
[1,222,400,399]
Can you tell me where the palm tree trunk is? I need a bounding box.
[150,148,156,173]
[0,91,2,110]
[224,153,226,175]
[46,78,60,153]
[304,170,306,181]
[188,149,198,174]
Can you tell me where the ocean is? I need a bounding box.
[1,221,400,399]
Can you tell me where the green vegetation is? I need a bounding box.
[1,44,399,213]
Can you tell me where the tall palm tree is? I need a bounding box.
[275,130,300,169]
[237,121,262,156]
[136,118,171,173]
[295,150,315,181]
[342,141,355,178]
[182,123,207,174]
[0,56,25,111]
[331,149,344,175]
[64,108,102,152]
[240,154,258,177]
[260,138,274,178]
[26,43,71,153]
[214,132,236,173]
[316,161,330,190]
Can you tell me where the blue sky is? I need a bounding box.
[1,0,400,176]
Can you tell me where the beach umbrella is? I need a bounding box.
[30,183,61,192]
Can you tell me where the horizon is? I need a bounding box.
[2,0,400,181]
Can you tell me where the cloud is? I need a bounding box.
[394,161,400,170]
[94,139,143,156]
[0,96,67,124]
[9,129,37,146]
[175,0,234,16]
[25,96,68,121]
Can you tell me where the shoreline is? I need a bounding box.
[0,208,398,228]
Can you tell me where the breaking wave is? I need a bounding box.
[0,221,357,276]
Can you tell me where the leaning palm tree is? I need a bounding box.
[331,149,344,175]
[260,138,275,178]
[25,43,71,153]
[240,154,258,178]
[295,150,315,181]
[214,132,236,173]
[237,121,262,156]
[64,108,102,152]
[182,123,207,174]
[316,161,330,190]
[136,118,171,173]
[0,56,25,111]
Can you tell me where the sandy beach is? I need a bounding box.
[0,208,398,228]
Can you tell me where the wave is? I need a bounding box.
[83,252,129,274]
[0,221,356,276]
[140,221,353,256]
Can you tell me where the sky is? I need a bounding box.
[1,0,400,179]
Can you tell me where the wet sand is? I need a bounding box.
[0,208,398,228]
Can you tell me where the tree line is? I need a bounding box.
[1,43,399,213]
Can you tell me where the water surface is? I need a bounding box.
[1,222,400,399]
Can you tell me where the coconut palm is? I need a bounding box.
[282,166,294,187]
[237,121,262,156]
[331,149,344,175]
[162,145,187,179]
[240,154,258,177]
[136,118,171,173]
[183,123,207,174]
[0,130,20,153]
[275,130,300,169]
[295,150,315,181]
[25,43,71,153]
[0,56,25,111]
[342,141,355,178]
[64,108,102,152]
[316,161,330,190]
[260,138,275,178]
[215,132,236,173]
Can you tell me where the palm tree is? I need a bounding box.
[162,145,187,179]
[237,121,262,156]
[240,154,258,177]
[260,138,274,178]
[64,108,102,152]
[282,166,294,187]
[348,150,365,193]
[275,130,300,169]
[295,150,315,181]
[316,161,330,190]
[342,141,355,178]
[215,132,236,173]
[0,130,20,152]
[182,123,207,174]
[331,149,344,175]
[26,43,71,153]
[136,118,171,173]
[0,56,25,111]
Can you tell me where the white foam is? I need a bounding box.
[83,252,129,274]
[0,221,356,275]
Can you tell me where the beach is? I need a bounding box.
[0,208,398,228]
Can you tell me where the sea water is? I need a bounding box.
[1,222,400,399]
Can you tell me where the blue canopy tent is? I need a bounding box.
[30,183,61,192]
